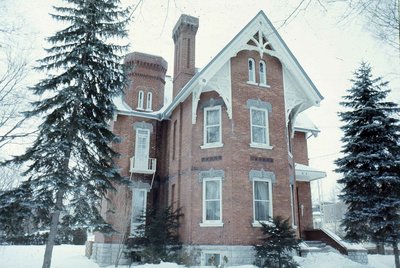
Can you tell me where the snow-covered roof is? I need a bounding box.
[295,163,326,182]
[294,113,320,136]
[113,95,134,114]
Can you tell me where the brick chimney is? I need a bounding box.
[172,14,199,98]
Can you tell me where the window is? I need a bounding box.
[131,188,147,234]
[146,92,152,111]
[253,179,272,224]
[137,90,144,110]
[201,178,222,226]
[204,253,221,267]
[250,107,271,148]
[172,120,177,160]
[248,58,256,83]
[202,106,222,148]
[134,128,150,171]
[171,184,176,210]
[290,184,297,227]
[259,60,267,86]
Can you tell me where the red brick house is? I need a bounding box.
[92,11,326,266]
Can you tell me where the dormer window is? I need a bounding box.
[248,58,256,84]
[146,92,153,111]
[259,60,267,86]
[137,90,144,110]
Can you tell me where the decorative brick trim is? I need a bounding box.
[199,98,224,109]
[249,169,276,183]
[246,99,272,113]
[250,156,273,163]
[133,121,153,133]
[198,168,225,182]
[201,156,222,162]
[129,181,151,191]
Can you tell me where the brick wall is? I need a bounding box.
[163,49,294,245]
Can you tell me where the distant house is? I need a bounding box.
[92,11,326,266]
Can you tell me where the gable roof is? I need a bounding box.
[161,10,323,120]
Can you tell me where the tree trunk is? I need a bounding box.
[393,241,400,268]
[376,242,385,254]
[42,189,65,268]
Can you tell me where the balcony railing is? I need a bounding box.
[130,157,156,174]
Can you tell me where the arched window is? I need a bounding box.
[248,58,256,83]
[146,92,153,111]
[137,90,144,110]
[259,60,267,86]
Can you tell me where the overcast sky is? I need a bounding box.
[5,0,400,202]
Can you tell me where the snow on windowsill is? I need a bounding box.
[246,81,258,86]
[200,143,224,149]
[199,222,224,227]
[259,83,270,88]
[249,143,273,150]
[252,221,273,227]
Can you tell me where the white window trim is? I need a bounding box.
[247,58,256,84]
[252,178,273,227]
[130,188,147,235]
[133,128,150,172]
[146,92,153,111]
[137,90,144,110]
[201,106,223,149]
[250,107,272,149]
[290,184,298,229]
[200,177,223,227]
[259,60,269,87]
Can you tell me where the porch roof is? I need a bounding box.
[295,163,326,182]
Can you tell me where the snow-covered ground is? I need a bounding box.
[0,245,396,268]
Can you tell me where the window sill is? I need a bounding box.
[246,81,258,86]
[136,108,144,111]
[259,83,270,88]
[200,222,224,227]
[252,221,273,227]
[250,143,273,150]
[145,109,153,112]
[200,143,224,149]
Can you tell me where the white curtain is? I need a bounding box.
[205,180,220,221]
[252,109,266,144]
[255,181,269,221]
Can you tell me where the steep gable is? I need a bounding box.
[162,11,323,125]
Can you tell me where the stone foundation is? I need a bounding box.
[347,249,368,264]
[184,245,255,267]
[91,242,130,267]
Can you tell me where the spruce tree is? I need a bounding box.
[126,206,183,264]
[1,1,129,267]
[335,62,400,267]
[254,216,301,268]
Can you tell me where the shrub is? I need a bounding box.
[254,216,301,268]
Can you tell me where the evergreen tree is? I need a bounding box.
[126,206,183,264]
[1,1,129,267]
[254,216,301,268]
[335,62,400,267]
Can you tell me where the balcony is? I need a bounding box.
[130,157,157,174]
